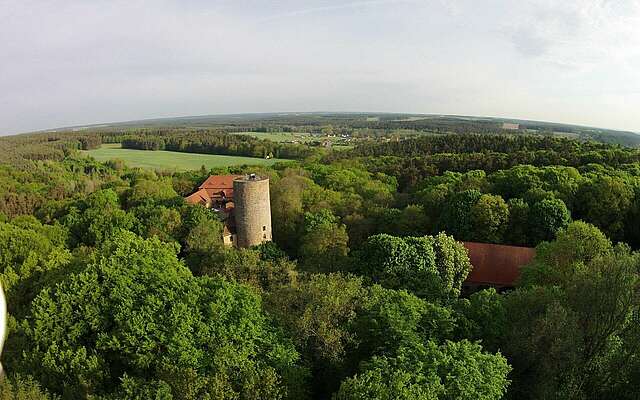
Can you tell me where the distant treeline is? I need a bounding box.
[2,121,638,175]
[350,117,503,134]
[120,131,318,159]
[0,128,316,167]
[345,134,613,157]
[0,131,102,167]
[324,135,640,190]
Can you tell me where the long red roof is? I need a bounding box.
[463,242,536,287]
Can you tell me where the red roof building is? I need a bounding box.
[185,175,245,246]
[185,175,242,209]
[198,175,241,199]
[463,242,536,288]
[184,188,211,207]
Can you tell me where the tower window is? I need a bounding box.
[263,234,267,239]
[263,226,266,231]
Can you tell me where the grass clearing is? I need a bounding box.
[83,143,289,171]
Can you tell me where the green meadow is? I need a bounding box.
[83,143,288,171]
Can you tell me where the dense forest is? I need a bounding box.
[0,119,640,399]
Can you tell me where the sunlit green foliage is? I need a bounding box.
[0,375,59,400]
[502,222,640,400]
[355,233,471,300]
[14,232,305,399]
[299,210,350,273]
[0,217,72,317]
[61,189,136,247]
[336,340,511,400]
[351,285,456,362]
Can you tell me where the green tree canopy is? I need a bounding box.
[0,375,59,400]
[355,233,471,301]
[266,273,365,398]
[520,221,613,287]
[502,222,640,400]
[350,285,456,366]
[336,340,511,400]
[124,178,179,208]
[61,189,136,247]
[453,288,507,352]
[299,210,350,273]
[529,198,571,243]
[469,194,509,243]
[0,218,72,317]
[575,175,634,241]
[13,231,304,399]
[270,174,308,253]
[439,189,482,240]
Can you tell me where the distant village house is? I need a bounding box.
[502,122,520,130]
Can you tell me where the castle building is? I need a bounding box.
[184,175,240,210]
[185,174,272,248]
[185,175,533,288]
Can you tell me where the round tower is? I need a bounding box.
[233,174,272,248]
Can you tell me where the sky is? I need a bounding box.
[1,0,640,134]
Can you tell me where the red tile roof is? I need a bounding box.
[199,175,241,190]
[185,188,210,205]
[185,175,242,206]
[463,242,536,287]
[198,175,242,199]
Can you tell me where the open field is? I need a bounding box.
[82,143,288,171]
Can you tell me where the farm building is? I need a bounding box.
[463,241,536,289]
[185,174,272,248]
[184,174,240,210]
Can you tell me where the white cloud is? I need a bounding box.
[0,0,639,134]
[504,0,640,70]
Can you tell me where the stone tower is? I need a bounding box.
[233,174,272,248]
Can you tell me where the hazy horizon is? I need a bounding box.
[2,0,640,135]
[14,111,640,137]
